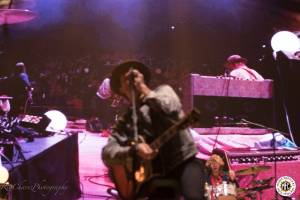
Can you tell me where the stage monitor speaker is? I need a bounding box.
[221,148,300,200]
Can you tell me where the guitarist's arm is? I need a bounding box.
[102,135,134,166]
[102,110,136,167]
[102,135,157,167]
[144,85,183,116]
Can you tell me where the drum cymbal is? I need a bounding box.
[236,165,271,176]
[0,95,13,100]
[0,9,37,25]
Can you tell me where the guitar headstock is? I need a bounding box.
[189,108,202,122]
[188,108,215,127]
[179,108,202,129]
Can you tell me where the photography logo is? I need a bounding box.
[276,176,296,197]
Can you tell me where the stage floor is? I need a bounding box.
[3,121,298,199]
[76,131,115,199]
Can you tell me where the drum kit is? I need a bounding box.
[235,166,274,200]
[205,165,274,200]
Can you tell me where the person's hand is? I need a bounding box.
[124,69,151,97]
[135,143,158,160]
[228,170,236,181]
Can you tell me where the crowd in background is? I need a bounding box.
[26,53,219,121]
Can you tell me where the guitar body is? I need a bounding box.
[110,164,135,200]
[110,160,153,200]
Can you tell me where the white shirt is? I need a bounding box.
[96,78,112,99]
[229,66,264,81]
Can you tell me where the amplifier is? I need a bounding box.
[228,149,300,164]
[222,148,300,200]
[20,114,51,132]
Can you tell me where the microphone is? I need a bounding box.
[128,68,137,90]
[128,68,136,82]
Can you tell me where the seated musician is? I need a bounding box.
[94,77,124,132]
[101,61,207,199]
[224,54,264,81]
[205,154,238,199]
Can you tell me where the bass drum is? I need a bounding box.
[217,196,236,200]
[216,182,237,200]
[205,182,237,200]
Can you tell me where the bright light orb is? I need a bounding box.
[44,110,67,132]
[0,166,9,183]
[271,31,300,52]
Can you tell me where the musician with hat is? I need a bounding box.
[101,60,207,199]
[224,54,264,81]
[205,154,238,200]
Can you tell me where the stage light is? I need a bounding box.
[271,31,300,53]
[44,110,67,132]
[0,165,9,184]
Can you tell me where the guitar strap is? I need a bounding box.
[242,67,260,80]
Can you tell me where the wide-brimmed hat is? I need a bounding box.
[110,61,151,95]
[206,154,224,167]
[225,54,247,66]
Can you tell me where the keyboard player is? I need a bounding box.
[224,54,264,81]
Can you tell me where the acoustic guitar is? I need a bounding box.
[110,108,201,200]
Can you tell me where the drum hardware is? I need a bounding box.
[237,180,274,200]
[234,166,273,200]
[235,165,271,176]
[245,185,274,200]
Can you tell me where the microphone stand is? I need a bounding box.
[128,68,140,198]
[240,119,290,137]
[239,119,292,200]
[129,68,139,143]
